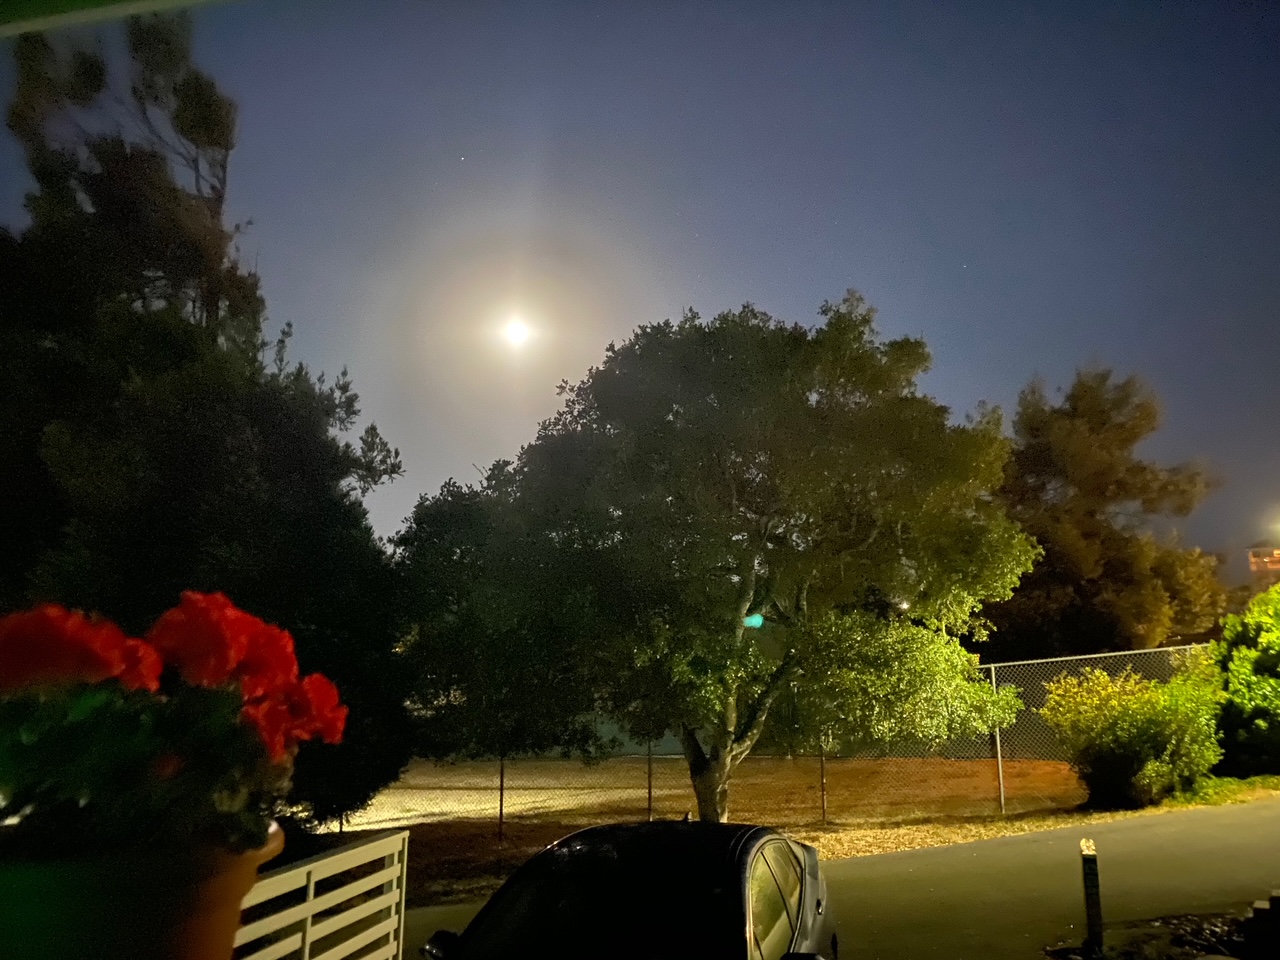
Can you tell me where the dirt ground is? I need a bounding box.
[323,755,1089,906]
[336,755,1086,831]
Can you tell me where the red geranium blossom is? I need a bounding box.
[146,591,257,687]
[294,673,348,744]
[119,639,163,692]
[0,605,160,693]
[233,620,298,700]
[241,674,348,762]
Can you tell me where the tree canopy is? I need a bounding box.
[503,294,1037,819]
[394,463,605,763]
[982,370,1226,661]
[0,16,411,823]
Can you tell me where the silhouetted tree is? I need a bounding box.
[0,16,411,822]
[395,464,606,763]
[982,370,1225,661]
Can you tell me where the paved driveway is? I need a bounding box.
[828,798,1280,959]
[405,798,1280,959]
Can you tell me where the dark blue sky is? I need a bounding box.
[2,0,1278,576]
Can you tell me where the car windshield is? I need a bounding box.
[454,841,743,960]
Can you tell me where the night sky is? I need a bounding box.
[2,1,1278,577]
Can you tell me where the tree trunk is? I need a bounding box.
[689,757,731,822]
[681,725,732,822]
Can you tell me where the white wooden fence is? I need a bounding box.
[235,830,410,960]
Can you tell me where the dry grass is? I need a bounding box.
[336,755,1086,832]
[312,760,1280,908]
[321,755,1093,906]
[790,807,1157,861]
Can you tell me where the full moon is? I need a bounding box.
[503,317,532,348]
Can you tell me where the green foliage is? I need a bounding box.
[984,369,1225,660]
[1039,653,1223,808]
[1,17,410,823]
[394,465,607,761]
[0,683,284,854]
[780,611,1021,753]
[511,294,1038,819]
[1164,773,1280,807]
[1212,584,1280,776]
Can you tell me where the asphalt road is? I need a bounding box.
[405,798,1280,959]
[828,798,1280,959]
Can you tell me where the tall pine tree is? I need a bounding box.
[0,16,412,822]
[982,369,1225,660]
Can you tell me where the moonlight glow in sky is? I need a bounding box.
[1,1,1277,577]
[503,317,532,348]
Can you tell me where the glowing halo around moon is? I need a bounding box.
[502,316,532,348]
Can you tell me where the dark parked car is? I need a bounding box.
[421,821,837,960]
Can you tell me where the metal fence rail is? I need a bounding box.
[332,646,1205,835]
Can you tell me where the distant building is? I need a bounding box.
[1248,542,1280,590]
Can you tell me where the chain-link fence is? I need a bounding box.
[336,645,1203,836]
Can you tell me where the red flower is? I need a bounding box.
[295,673,347,744]
[233,621,298,700]
[146,592,256,688]
[241,673,347,762]
[241,698,293,762]
[0,605,133,692]
[119,639,163,693]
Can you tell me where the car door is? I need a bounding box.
[747,841,799,960]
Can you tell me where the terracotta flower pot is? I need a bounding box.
[0,821,284,960]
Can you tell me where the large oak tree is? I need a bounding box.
[511,294,1037,820]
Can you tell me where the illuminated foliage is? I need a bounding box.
[1213,584,1280,776]
[512,295,1037,820]
[1040,654,1223,808]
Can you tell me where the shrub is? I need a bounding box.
[1213,585,1280,776]
[1040,652,1223,808]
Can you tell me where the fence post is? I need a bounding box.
[393,832,409,960]
[381,842,399,960]
[991,664,1007,815]
[299,865,315,960]
[498,754,506,843]
[819,740,828,826]
[647,741,654,821]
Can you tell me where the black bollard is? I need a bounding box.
[1080,838,1104,958]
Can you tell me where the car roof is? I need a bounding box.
[546,820,779,868]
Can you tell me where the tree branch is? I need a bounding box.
[729,649,801,765]
[680,725,710,776]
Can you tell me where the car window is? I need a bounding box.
[762,842,803,926]
[748,850,794,960]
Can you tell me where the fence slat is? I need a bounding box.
[358,943,400,960]
[309,888,401,941]
[241,867,310,908]
[236,864,402,945]
[237,931,304,960]
[312,915,399,960]
[307,836,406,884]
[237,830,408,960]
